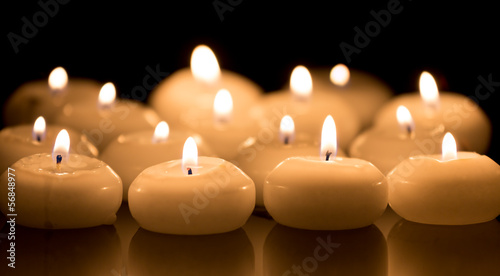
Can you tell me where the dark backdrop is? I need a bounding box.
[3,0,499,161]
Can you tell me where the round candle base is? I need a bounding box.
[264,157,387,230]
[128,157,255,235]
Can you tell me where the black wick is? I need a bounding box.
[56,155,62,164]
[325,151,332,161]
[187,167,193,175]
[284,136,289,145]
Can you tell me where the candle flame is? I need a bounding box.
[329,64,350,86]
[419,71,440,110]
[279,115,295,144]
[48,67,68,92]
[290,65,313,100]
[182,137,198,175]
[442,132,457,161]
[32,116,46,142]
[396,105,415,135]
[320,115,337,161]
[191,45,221,84]
[213,89,233,123]
[98,82,116,109]
[152,121,169,143]
[52,129,70,164]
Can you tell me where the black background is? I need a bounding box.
[3,0,499,161]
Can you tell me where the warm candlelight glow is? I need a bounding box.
[32,116,46,142]
[213,89,233,123]
[442,132,457,161]
[48,67,68,92]
[290,65,313,100]
[98,82,116,109]
[329,64,350,86]
[320,115,337,161]
[279,115,295,145]
[191,45,221,84]
[419,71,440,110]
[152,121,169,143]
[396,105,415,135]
[182,137,198,175]
[52,129,70,164]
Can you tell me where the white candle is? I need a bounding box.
[264,115,387,230]
[387,132,500,225]
[0,129,122,229]
[128,137,255,235]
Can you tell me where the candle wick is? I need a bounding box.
[36,135,41,142]
[56,155,62,164]
[284,136,289,145]
[325,151,332,161]
[406,125,412,136]
[187,167,193,175]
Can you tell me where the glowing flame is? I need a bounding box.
[320,115,337,161]
[98,82,116,109]
[152,121,169,143]
[396,105,415,135]
[52,129,70,164]
[48,67,68,92]
[419,71,440,110]
[290,65,313,100]
[32,116,46,142]
[442,132,457,161]
[329,64,350,86]
[279,115,295,144]
[182,137,198,175]
[213,89,233,123]
[191,45,221,83]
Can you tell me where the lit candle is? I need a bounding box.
[374,71,491,153]
[55,82,161,150]
[258,65,361,150]
[128,137,255,235]
[387,132,500,225]
[349,106,445,174]
[149,45,262,131]
[0,129,122,229]
[4,67,102,125]
[0,116,98,173]
[100,121,214,201]
[264,115,387,230]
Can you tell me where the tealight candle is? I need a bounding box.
[128,137,255,235]
[349,106,445,174]
[4,67,102,125]
[264,115,387,230]
[54,82,161,150]
[374,71,491,153]
[0,129,122,229]
[100,121,214,201]
[387,132,500,225]
[0,116,98,172]
[149,45,262,131]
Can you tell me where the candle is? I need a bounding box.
[374,71,491,153]
[128,137,255,235]
[310,64,393,128]
[258,66,361,150]
[349,106,445,174]
[0,116,98,173]
[54,82,161,151]
[387,132,500,225]
[100,121,214,201]
[264,115,387,230]
[235,115,345,207]
[4,67,102,125]
[149,45,262,131]
[0,129,122,229]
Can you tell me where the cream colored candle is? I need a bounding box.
[0,130,122,229]
[149,45,262,131]
[374,71,491,153]
[54,82,161,150]
[128,137,255,235]
[0,116,98,172]
[387,132,500,225]
[264,116,387,230]
[100,121,214,201]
